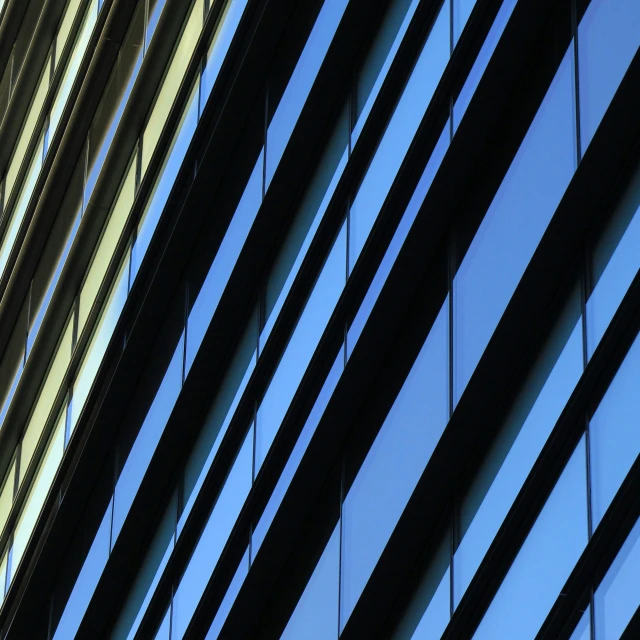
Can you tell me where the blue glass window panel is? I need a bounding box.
[454,317,582,604]
[252,349,343,559]
[0,359,23,432]
[131,81,199,283]
[145,0,167,51]
[454,46,576,403]
[578,0,640,152]
[185,150,263,374]
[199,0,249,113]
[172,429,253,639]
[595,515,640,639]
[340,301,448,627]
[255,222,346,473]
[27,210,81,357]
[281,524,339,640]
[453,0,517,131]
[205,546,249,639]
[472,437,588,640]
[262,104,348,350]
[410,568,450,639]
[453,0,477,43]
[587,179,640,358]
[392,534,450,639]
[180,309,257,536]
[569,608,591,640]
[356,0,414,121]
[126,538,174,640]
[53,498,114,639]
[265,0,348,187]
[111,332,184,543]
[154,607,171,640]
[352,0,420,144]
[112,491,176,640]
[590,330,640,529]
[84,51,142,206]
[347,121,449,356]
[349,1,450,271]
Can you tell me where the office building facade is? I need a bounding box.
[0,0,638,637]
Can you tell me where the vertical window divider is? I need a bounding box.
[571,0,582,165]
[338,457,345,638]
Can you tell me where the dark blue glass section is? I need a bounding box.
[281,524,339,640]
[595,514,640,639]
[590,330,640,529]
[185,150,263,374]
[252,349,344,558]
[111,333,184,543]
[349,1,450,271]
[472,437,588,640]
[53,498,113,639]
[171,429,253,639]
[255,223,346,473]
[340,301,448,628]
[454,312,583,605]
[578,0,640,151]
[587,171,640,358]
[454,46,576,402]
[453,0,516,130]
[453,0,477,43]
[265,0,348,187]
[347,121,449,356]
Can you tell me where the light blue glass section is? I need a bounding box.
[205,547,249,639]
[132,82,199,282]
[53,498,114,639]
[454,46,576,402]
[154,607,171,640]
[472,437,588,640]
[453,0,477,43]
[252,350,343,559]
[111,332,184,543]
[281,524,339,640]
[590,329,640,529]
[453,0,517,130]
[185,151,263,374]
[265,0,348,187]
[349,1,450,271]
[200,0,249,112]
[454,317,582,604]
[354,0,416,138]
[410,568,450,639]
[587,177,640,358]
[392,535,450,639]
[578,0,640,152]
[595,514,640,639]
[340,301,448,628]
[171,430,253,639]
[569,608,591,640]
[347,121,449,355]
[255,223,346,473]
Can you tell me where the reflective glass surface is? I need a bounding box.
[594,514,640,639]
[578,0,640,151]
[340,301,448,627]
[454,46,576,401]
[472,437,588,640]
